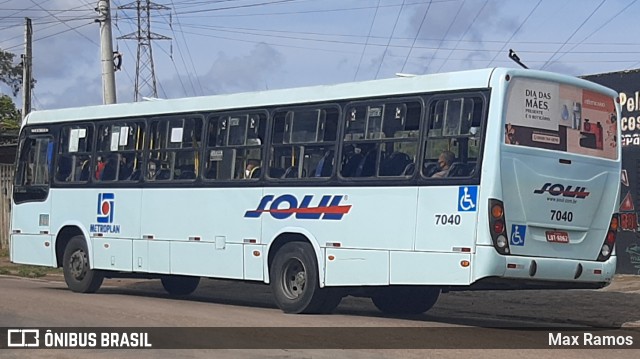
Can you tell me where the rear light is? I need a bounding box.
[597,214,618,261]
[489,199,510,255]
[491,204,503,218]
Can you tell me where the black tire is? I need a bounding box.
[371,286,440,315]
[161,275,200,296]
[270,242,333,314]
[317,289,343,314]
[62,235,104,293]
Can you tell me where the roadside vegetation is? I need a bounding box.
[0,247,61,278]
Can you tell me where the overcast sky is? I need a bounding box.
[1,0,639,110]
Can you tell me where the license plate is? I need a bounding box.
[546,231,569,243]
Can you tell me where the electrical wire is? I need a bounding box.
[401,0,432,73]
[352,0,380,81]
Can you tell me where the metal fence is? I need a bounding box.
[0,164,13,250]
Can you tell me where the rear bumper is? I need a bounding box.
[469,245,615,289]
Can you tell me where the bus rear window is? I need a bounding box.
[505,78,617,160]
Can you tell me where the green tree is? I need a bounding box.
[0,94,20,131]
[0,48,23,96]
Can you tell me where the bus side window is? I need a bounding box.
[55,125,94,183]
[204,113,266,181]
[424,95,484,179]
[269,107,338,180]
[341,101,420,178]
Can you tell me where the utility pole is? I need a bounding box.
[21,17,32,122]
[97,0,117,104]
[118,0,170,101]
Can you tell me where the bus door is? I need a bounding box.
[11,131,55,266]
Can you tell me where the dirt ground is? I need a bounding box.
[2,254,639,328]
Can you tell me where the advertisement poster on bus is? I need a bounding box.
[583,69,640,274]
[505,78,617,161]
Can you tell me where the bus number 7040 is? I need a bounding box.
[435,214,461,226]
[550,210,573,222]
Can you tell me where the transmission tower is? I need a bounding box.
[117,0,171,101]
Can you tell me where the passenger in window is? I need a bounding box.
[432,151,455,178]
[147,160,158,180]
[95,156,106,179]
[244,159,261,179]
[118,155,134,180]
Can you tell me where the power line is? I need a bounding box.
[436,0,489,73]
[2,22,95,52]
[174,0,300,15]
[172,0,458,18]
[28,0,98,46]
[540,0,606,70]
[159,21,640,55]
[542,0,632,70]
[168,1,204,96]
[487,0,542,67]
[402,0,432,73]
[374,0,405,79]
[353,0,380,81]
[424,0,463,72]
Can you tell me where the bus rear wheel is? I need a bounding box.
[371,286,440,315]
[270,242,339,314]
[62,235,104,293]
[160,275,200,296]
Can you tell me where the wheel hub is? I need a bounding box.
[69,249,87,280]
[283,259,306,299]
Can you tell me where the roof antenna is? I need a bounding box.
[508,49,528,69]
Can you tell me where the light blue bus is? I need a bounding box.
[11,68,621,314]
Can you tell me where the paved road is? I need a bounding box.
[0,275,639,358]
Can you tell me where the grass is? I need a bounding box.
[0,246,62,278]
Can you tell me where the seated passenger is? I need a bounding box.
[244,159,261,179]
[431,150,455,178]
[147,160,158,180]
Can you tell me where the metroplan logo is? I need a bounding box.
[90,193,121,234]
[245,194,352,220]
[97,193,115,223]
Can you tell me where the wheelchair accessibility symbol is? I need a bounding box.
[458,186,477,212]
[510,224,526,246]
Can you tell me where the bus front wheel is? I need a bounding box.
[62,235,104,293]
[371,286,440,315]
[160,275,200,296]
[270,242,339,314]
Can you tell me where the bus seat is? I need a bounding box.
[379,152,411,176]
[282,166,306,179]
[341,152,363,177]
[402,162,415,176]
[178,171,196,179]
[129,169,141,181]
[156,169,171,180]
[314,150,334,177]
[55,157,72,182]
[268,167,284,178]
[79,160,91,181]
[423,162,439,177]
[355,149,377,177]
[101,160,118,181]
[447,162,476,177]
[251,167,262,179]
[118,163,133,180]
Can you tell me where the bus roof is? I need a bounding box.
[23,67,614,126]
